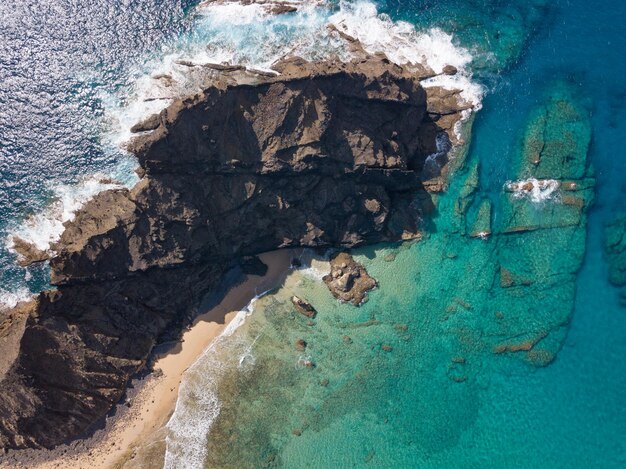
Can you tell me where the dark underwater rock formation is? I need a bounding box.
[0,55,469,450]
[605,215,626,307]
[489,82,595,366]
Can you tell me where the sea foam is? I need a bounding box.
[0,287,32,312]
[106,0,483,149]
[505,178,561,203]
[160,2,483,466]
[6,174,127,256]
[329,1,483,110]
[164,292,269,469]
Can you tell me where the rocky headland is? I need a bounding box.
[0,54,470,451]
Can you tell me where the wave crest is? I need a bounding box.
[105,0,483,147]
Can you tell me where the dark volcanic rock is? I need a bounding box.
[323,252,377,305]
[442,65,458,76]
[0,55,466,450]
[130,113,161,133]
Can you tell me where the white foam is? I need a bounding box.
[0,287,32,311]
[6,174,125,255]
[330,3,463,71]
[164,291,269,469]
[505,178,560,203]
[291,248,331,280]
[196,1,270,25]
[105,0,483,147]
[329,1,483,138]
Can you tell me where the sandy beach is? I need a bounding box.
[2,249,296,469]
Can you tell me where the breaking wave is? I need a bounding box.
[6,174,127,255]
[164,292,269,469]
[0,287,32,312]
[105,0,483,147]
[505,178,560,203]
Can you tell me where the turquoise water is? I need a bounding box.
[0,0,624,467]
[165,1,626,468]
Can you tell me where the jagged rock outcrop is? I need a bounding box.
[323,252,377,305]
[0,55,468,450]
[291,296,317,319]
[10,237,50,267]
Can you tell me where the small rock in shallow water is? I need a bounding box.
[394,323,408,333]
[526,349,556,367]
[323,252,377,306]
[291,296,317,318]
[442,64,458,75]
[383,252,397,262]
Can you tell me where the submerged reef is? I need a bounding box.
[470,82,594,364]
[0,55,470,449]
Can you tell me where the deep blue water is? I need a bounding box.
[0,0,196,301]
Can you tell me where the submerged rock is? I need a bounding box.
[501,83,594,234]
[469,198,492,239]
[605,215,626,287]
[322,252,377,306]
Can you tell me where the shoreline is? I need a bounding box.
[1,249,297,469]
